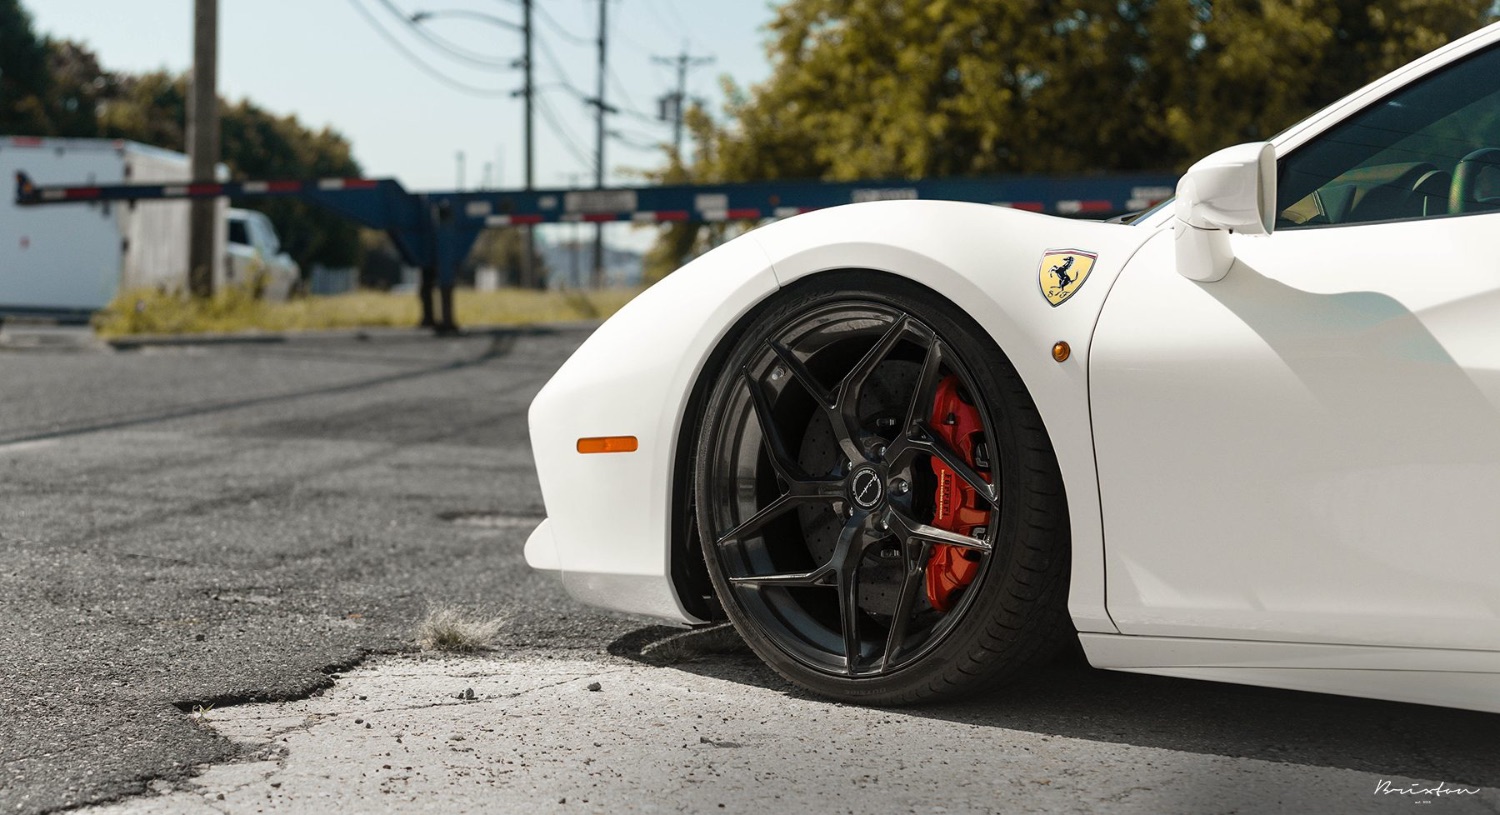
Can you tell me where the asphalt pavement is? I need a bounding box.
[0,326,648,813]
[1,327,1497,815]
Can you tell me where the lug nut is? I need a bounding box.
[891,479,910,495]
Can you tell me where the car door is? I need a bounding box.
[1090,44,1500,653]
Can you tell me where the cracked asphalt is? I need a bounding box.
[2,326,1498,814]
[0,327,648,813]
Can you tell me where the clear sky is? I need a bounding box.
[22,0,778,193]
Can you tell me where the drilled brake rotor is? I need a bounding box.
[796,360,921,617]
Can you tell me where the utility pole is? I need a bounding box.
[521,0,537,289]
[455,150,465,190]
[590,0,608,288]
[187,0,219,298]
[653,49,714,159]
[568,173,582,287]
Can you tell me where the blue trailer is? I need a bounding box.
[14,170,1177,331]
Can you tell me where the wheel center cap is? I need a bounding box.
[849,466,885,510]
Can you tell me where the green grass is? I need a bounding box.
[92,285,642,338]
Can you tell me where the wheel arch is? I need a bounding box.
[668,264,1078,628]
[667,266,1011,622]
[669,204,1150,635]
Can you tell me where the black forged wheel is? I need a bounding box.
[694,273,1073,705]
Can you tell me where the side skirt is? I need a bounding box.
[1079,633,1500,715]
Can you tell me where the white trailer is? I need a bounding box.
[0,137,225,317]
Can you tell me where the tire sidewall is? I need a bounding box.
[693,271,1070,704]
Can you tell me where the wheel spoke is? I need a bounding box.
[906,426,999,507]
[831,519,869,675]
[715,493,798,545]
[890,510,993,553]
[835,315,911,440]
[836,558,862,676]
[880,540,931,672]
[729,563,835,587]
[785,476,846,500]
[768,340,834,409]
[901,332,946,439]
[727,510,863,584]
[743,367,832,489]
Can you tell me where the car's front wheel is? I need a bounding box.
[694,272,1073,705]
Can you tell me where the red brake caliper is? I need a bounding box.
[925,376,991,612]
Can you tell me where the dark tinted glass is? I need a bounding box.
[228,219,251,246]
[1277,45,1500,228]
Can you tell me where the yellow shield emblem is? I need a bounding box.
[1038,249,1097,307]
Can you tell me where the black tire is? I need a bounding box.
[693,272,1072,705]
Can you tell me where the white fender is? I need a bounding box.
[529,199,1158,628]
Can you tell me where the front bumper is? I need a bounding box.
[525,235,777,622]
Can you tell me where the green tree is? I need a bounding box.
[715,0,1493,177]
[646,0,1494,277]
[0,0,53,134]
[2,0,365,275]
[219,97,364,269]
[0,0,117,137]
[95,71,185,149]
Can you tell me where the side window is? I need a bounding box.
[1277,45,1500,229]
[228,218,250,247]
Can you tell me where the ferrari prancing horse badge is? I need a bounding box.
[1038,249,1097,307]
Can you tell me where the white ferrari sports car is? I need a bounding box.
[527,22,1500,710]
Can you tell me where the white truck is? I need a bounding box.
[0,136,227,318]
[227,207,300,301]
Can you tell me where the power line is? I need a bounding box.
[533,4,593,47]
[610,24,679,91]
[370,0,518,71]
[610,19,660,62]
[534,31,655,128]
[603,3,692,93]
[642,0,688,40]
[534,32,586,97]
[532,81,586,97]
[606,67,639,109]
[605,68,665,127]
[346,0,516,97]
[535,93,597,173]
[662,0,693,38]
[608,128,665,151]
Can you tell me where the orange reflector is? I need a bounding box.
[1052,341,1071,363]
[577,436,639,454]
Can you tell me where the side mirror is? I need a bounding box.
[1173,142,1276,282]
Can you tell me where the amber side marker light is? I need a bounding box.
[577,436,639,454]
[1052,341,1071,363]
